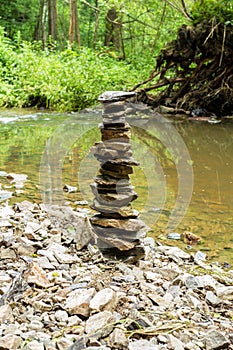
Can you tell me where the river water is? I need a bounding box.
[0,108,232,264]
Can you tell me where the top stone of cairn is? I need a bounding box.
[98,91,136,103]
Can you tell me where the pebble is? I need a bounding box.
[216,286,233,299]
[85,311,116,338]
[64,288,96,317]
[205,290,221,306]
[56,337,73,350]
[29,319,44,330]
[54,310,69,323]
[168,334,185,350]
[0,334,21,349]
[205,330,230,350]
[185,275,201,289]
[90,288,116,311]
[24,262,51,288]
[24,340,45,350]
[0,304,13,322]
[167,232,181,240]
[108,327,128,349]
[67,315,82,326]
[128,339,159,350]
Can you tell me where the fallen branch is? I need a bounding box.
[142,77,186,93]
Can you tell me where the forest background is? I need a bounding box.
[0,0,231,111]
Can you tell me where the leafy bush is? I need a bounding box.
[191,0,233,24]
[0,0,190,112]
[0,32,147,111]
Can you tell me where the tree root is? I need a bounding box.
[133,20,233,117]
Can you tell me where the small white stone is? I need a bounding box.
[24,262,50,288]
[56,337,73,350]
[0,334,21,350]
[37,256,55,270]
[85,311,116,338]
[47,242,67,253]
[3,322,21,335]
[67,315,82,326]
[109,327,128,348]
[129,339,159,350]
[64,288,95,317]
[0,304,13,323]
[144,271,160,281]
[0,274,12,283]
[167,334,185,350]
[90,288,116,311]
[157,334,168,343]
[37,249,57,262]
[29,319,44,331]
[158,246,190,259]
[24,340,45,350]
[54,310,69,323]
[216,286,233,300]
[54,252,80,264]
[205,291,221,306]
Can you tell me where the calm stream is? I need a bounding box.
[0,108,233,264]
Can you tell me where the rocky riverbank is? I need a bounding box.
[0,200,233,350]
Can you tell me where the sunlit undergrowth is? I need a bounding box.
[0,32,152,111]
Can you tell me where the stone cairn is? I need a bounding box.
[90,91,149,259]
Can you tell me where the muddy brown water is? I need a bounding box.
[0,108,232,265]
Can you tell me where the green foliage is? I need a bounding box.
[191,0,233,24]
[0,30,144,111]
[0,1,192,111]
[0,0,39,40]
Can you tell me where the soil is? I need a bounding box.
[133,20,233,117]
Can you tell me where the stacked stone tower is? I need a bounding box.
[90,91,149,258]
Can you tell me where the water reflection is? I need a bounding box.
[0,109,232,264]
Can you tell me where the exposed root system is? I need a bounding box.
[133,20,233,117]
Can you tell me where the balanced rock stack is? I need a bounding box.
[90,91,149,259]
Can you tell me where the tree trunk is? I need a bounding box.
[34,0,47,47]
[69,0,81,47]
[48,0,57,41]
[104,7,125,58]
[93,0,99,49]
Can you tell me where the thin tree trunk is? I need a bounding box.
[93,0,99,49]
[69,0,81,47]
[75,1,81,46]
[34,0,47,48]
[104,7,124,57]
[48,0,57,41]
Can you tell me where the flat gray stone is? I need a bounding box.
[46,206,95,250]
[185,275,201,289]
[98,91,136,102]
[85,311,116,339]
[205,330,229,350]
[91,199,139,218]
[158,246,190,260]
[205,291,221,306]
[91,217,147,232]
[129,339,159,350]
[167,334,185,349]
[109,327,129,349]
[216,286,233,300]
